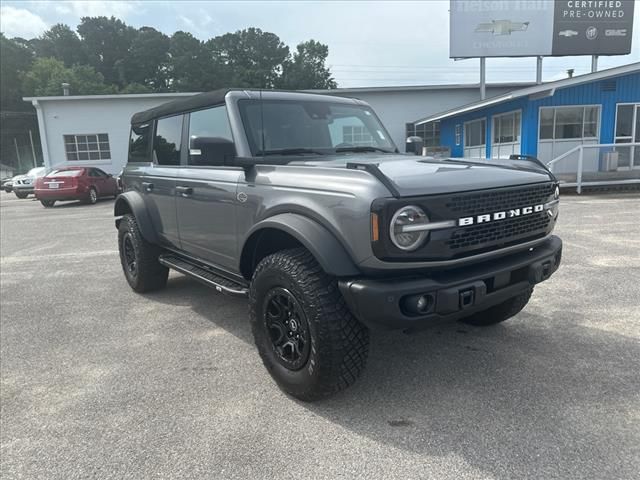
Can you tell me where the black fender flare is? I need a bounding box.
[113,191,159,244]
[241,213,361,277]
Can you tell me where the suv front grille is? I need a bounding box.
[445,183,555,216]
[447,212,551,250]
[372,182,557,262]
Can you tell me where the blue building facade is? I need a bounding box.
[419,64,640,171]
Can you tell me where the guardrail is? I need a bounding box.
[545,142,640,194]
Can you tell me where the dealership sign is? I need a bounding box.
[450,0,635,58]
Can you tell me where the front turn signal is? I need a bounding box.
[371,212,380,242]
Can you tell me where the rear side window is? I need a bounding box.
[48,169,83,177]
[129,123,151,163]
[154,115,183,166]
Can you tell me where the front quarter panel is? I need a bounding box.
[236,164,389,267]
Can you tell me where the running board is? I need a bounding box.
[158,254,248,297]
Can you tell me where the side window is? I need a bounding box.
[88,168,98,177]
[154,115,183,166]
[129,124,150,162]
[188,106,235,166]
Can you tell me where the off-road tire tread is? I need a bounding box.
[118,214,168,293]
[249,248,369,401]
[461,287,533,326]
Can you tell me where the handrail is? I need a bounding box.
[544,142,640,194]
[545,142,640,167]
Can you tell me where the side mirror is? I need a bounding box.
[405,136,424,155]
[190,136,236,166]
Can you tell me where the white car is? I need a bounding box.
[12,167,47,199]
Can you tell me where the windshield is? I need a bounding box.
[238,99,395,156]
[27,167,46,177]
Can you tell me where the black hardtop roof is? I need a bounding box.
[130,89,361,125]
[131,88,232,124]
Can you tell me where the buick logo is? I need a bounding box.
[458,204,545,227]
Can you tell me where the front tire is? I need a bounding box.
[460,287,533,326]
[40,200,55,208]
[249,248,369,401]
[14,191,28,199]
[118,214,168,293]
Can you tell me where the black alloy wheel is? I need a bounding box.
[121,232,137,279]
[263,287,311,370]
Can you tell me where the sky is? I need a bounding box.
[1,0,639,88]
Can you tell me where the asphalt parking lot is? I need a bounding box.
[1,190,639,480]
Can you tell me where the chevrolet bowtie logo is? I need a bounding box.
[458,204,545,227]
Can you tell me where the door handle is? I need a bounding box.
[176,186,193,197]
[141,181,154,193]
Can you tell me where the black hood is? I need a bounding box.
[293,154,554,197]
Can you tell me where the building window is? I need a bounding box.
[539,106,600,140]
[455,124,461,146]
[64,134,111,161]
[342,125,374,146]
[493,111,521,144]
[464,119,486,147]
[407,121,440,147]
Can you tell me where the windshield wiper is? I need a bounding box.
[255,148,327,156]
[335,146,394,154]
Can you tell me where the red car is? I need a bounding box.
[34,167,118,207]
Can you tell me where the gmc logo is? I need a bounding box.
[458,204,545,226]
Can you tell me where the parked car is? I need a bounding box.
[35,166,118,207]
[116,90,562,401]
[1,177,13,193]
[12,167,47,198]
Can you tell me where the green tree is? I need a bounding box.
[32,24,87,67]
[278,40,337,90]
[124,27,170,91]
[168,31,218,91]
[119,83,152,94]
[22,57,115,96]
[0,34,35,110]
[208,28,289,88]
[77,16,136,87]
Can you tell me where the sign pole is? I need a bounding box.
[591,55,598,73]
[480,57,486,100]
[28,130,38,168]
[536,56,543,84]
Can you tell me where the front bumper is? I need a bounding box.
[13,184,34,193]
[339,235,562,330]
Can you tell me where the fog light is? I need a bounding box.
[401,293,434,316]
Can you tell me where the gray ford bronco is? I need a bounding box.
[116,89,562,401]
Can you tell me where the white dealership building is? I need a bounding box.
[24,83,528,174]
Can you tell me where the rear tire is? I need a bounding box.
[14,191,28,199]
[86,187,98,205]
[118,214,168,293]
[249,248,369,401]
[40,200,55,208]
[460,287,533,326]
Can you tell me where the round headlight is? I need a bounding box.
[390,205,429,251]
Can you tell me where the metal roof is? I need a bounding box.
[23,82,534,104]
[413,62,640,126]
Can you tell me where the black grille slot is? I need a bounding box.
[445,183,554,216]
[447,212,551,250]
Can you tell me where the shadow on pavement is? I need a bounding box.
[149,274,639,479]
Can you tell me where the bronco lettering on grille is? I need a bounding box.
[458,204,545,226]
